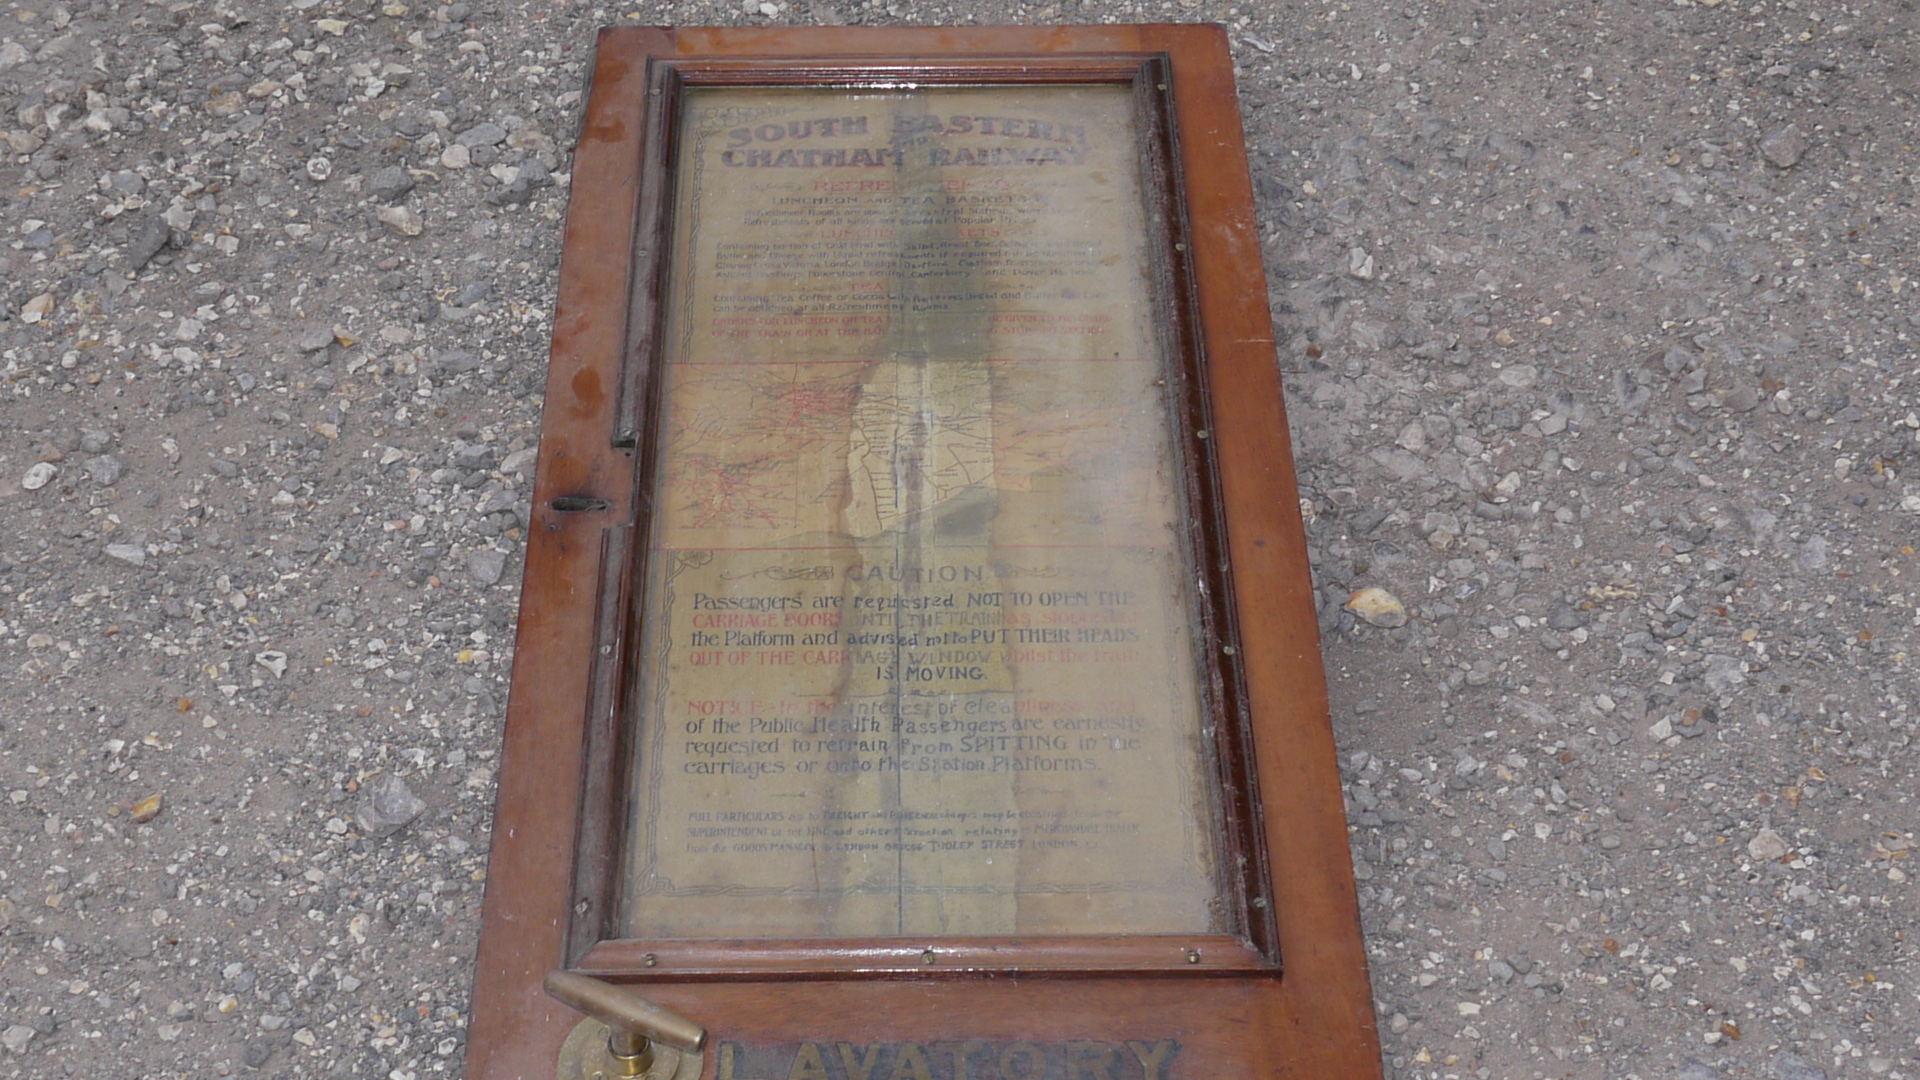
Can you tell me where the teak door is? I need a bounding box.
[468,25,1382,1080]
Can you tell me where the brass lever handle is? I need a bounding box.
[545,970,706,1078]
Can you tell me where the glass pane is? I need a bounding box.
[620,84,1223,939]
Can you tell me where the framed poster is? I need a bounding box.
[469,25,1381,1080]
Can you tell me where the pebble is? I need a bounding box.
[355,773,427,838]
[436,350,485,376]
[467,548,508,586]
[368,165,417,203]
[1344,587,1408,628]
[104,543,146,567]
[306,156,333,182]
[1748,829,1790,861]
[1703,654,1746,693]
[1497,365,1538,389]
[377,205,425,237]
[21,462,57,490]
[1796,535,1830,571]
[1,1026,34,1054]
[1760,124,1808,168]
[126,212,172,272]
[456,121,509,148]
[1545,606,1585,630]
[206,91,245,117]
[85,454,124,487]
[500,447,539,475]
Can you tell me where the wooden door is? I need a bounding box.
[467,25,1382,1080]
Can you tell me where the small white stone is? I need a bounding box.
[1748,828,1790,861]
[21,462,57,490]
[377,204,424,236]
[104,543,146,567]
[440,143,471,169]
[500,447,538,475]
[20,292,54,324]
[1497,364,1539,389]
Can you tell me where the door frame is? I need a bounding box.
[467,24,1380,1080]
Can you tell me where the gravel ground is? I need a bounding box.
[0,0,1914,1078]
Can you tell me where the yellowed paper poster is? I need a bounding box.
[621,86,1222,939]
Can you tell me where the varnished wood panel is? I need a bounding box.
[468,25,1381,1080]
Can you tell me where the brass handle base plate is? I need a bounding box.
[557,1018,703,1080]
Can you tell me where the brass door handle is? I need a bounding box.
[545,970,705,1080]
